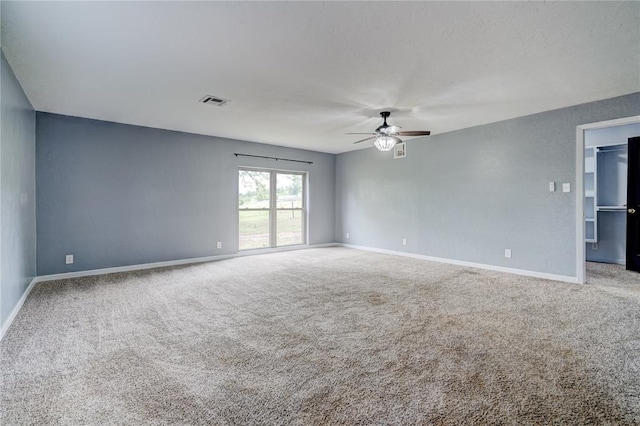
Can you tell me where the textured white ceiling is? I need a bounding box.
[2,1,639,154]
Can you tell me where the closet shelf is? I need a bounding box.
[597,206,626,211]
[585,142,628,245]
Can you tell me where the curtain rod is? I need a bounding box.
[234,153,313,165]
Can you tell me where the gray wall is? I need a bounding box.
[587,211,626,264]
[335,92,640,278]
[36,113,335,275]
[0,52,37,327]
[585,124,640,264]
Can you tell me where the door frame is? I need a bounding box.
[575,115,640,284]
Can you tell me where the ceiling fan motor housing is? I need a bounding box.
[377,111,392,133]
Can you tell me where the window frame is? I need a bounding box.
[238,167,307,251]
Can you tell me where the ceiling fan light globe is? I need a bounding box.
[374,136,397,151]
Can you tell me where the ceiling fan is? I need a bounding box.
[347,111,431,151]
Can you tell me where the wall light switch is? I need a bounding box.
[65,254,74,264]
[216,241,222,249]
[504,249,512,258]
[549,182,556,192]
[562,183,571,193]
[346,233,350,239]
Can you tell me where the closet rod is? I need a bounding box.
[234,153,313,165]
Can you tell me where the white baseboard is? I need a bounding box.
[586,258,626,266]
[0,277,38,342]
[34,243,340,283]
[35,254,236,282]
[339,243,578,284]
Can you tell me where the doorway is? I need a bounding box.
[576,116,640,283]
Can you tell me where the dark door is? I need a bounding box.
[627,136,640,272]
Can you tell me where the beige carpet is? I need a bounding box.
[1,248,639,424]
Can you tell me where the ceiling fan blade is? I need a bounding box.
[353,136,377,144]
[397,131,431,136]
[345,132,377,135]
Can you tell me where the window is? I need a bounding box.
[238,169,306,250]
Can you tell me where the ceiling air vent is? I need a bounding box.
[199,95,229,107]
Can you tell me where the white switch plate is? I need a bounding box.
[562,183,571,193]
[346,233,350,239]
[216,241,222,249]
[548,182,556,192]
[504,249,512,258]
[65,254,74,264]
[402,238,407,246]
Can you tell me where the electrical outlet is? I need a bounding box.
[216,241,222,249]
[504,249,512,258]
[402,238,407,246]
[346,233,350,239]
[65,254,74,264]
[562,183,571,193]
[592,243,598,250]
